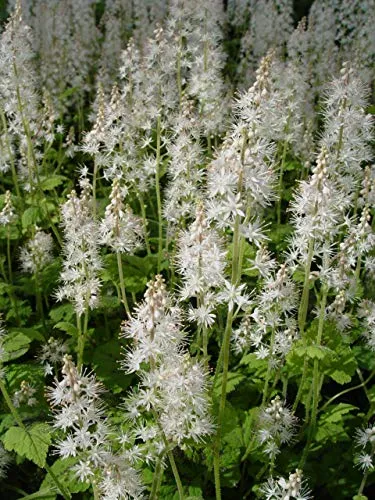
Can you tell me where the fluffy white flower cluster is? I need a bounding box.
[289,147,347,257]
[19,227,53,274]
[354,425,375,472]
[176,205,226,303]
[56,176,102,316]
[321,62,374,199]
[206,52,276,230]
[121,275,213,452]
[260,468,311,500]
[257,396,298,459]
[164,99,204,229]
[37,337,68,376]
[233,264,298,362]
[0,1,40,149]
[0,191,16,226]
[13,380,37,407]
[48,355,144,499]
[100,177,144,254]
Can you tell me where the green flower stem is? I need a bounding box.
[92,482,100,500]
[6,226,13,285]
[137,192,151,255]
[76,313,84,370]
[212,303,235,500]
[300,286,328,468]
[276,139,288,226]
[0,379,71,500]
[261,327,276,406]
[298,238,314,335]
[151,407,184,500]
[213,212,242,499]
[213,135,248,499]
[242,431,258,462]
[116,251,131,317]
[293,237,315,412]
[176,34,183,108]
[92,159,98,219]
[166,449,184,500]
[202,324,208,369]
[150,455,164,500]
[0,256,20,325]
[155,116,163,273]
[35,270,45,329]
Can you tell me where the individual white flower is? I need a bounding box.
[188,303,216,328]
[357,452,373,471]
[247,246,277,278]
[355,425,375,449]
[73,460,94,483]
[241,219,270,248]
[217,281,251,312]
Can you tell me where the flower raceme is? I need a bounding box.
[47,355,144,499]
[56,174,102,317]
[121,275,214,452]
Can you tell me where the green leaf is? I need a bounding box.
[101,254,149,293]
[92,340,132,393]
[329,369,352,385]
[186,486,204,500]
[240,353,267,373]
[39,175,67,191]
[19,488,58,499]
[9,327,44,342]
[22,207,41,229]
[306,345,327,360]
[123,274,147,293]
[213,372,245,396]
[2,423,51,467]
[49,304,74,323]
[353,345,375,371]
[315,404,357,444]
[324,403,357,423]
[2,331,31,361]
[5,363,45,393]
[54,321,78,337]
[324,346,357,385]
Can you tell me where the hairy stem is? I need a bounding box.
[117,251,131,317]
[155,116,163,273]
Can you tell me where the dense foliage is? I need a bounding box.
[0,1,374,499]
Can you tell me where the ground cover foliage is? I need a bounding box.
[0,0,374,498]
